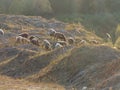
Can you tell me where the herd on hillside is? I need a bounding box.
[0,28,109,51]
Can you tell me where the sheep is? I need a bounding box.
[57,41,68,46]
[0,29,6,44]
[106,33,113,43]
[30,36,40,46]
[42,39,52,50]
[80,40,87,44]
[68,37,75,45]
[0,29,4,35]
[15,36,22,44]
[19,32,29,38]
[55,43,63,49]
[106,33,111,39]
[54,32,66,41]
[48,28,66,41]
[15,36,30,44]
[48,28,56,37]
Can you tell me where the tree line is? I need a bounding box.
[0,0,120,16]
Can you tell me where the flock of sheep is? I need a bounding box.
[0,28,76,51]
[0,27,104,51]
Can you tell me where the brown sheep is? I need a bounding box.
[30,37,40,46]
[19,32,29,38]
[54,32,66,41]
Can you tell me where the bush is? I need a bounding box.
[115,24,120,40]
[114,37,120,49]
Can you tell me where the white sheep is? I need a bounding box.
[15,36,30,44]
[80,40,87,44]
[54,32,66,41]
[0,29,4,35]
[106,33,111,39]
[0,29,6,44]
[55,43,63,49]
[48,28,56,37]
[43,39,52,50]
[15,36,23,44]
[106,33,112,43]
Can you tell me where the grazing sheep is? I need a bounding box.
[19,32,29,38]
[55,43,63,49]
[54,32,66,41]
[57,41,68,46]
[0,29,4,35]
[80,40,87,44]
[48,28,56,37]
[106,33,113,43]
[30,37,40,46]
[15,36,30,44]
[15,36,22,44]
[68,37,75,45]
[0,29,6,44]
[106,33,111,39]
[43,39,52,50]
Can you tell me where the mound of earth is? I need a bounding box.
[28,45,120,90]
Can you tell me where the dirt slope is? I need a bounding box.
[28,45,120,90]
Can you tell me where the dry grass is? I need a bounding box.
[0,75,65,90]
[65,23,83,31]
